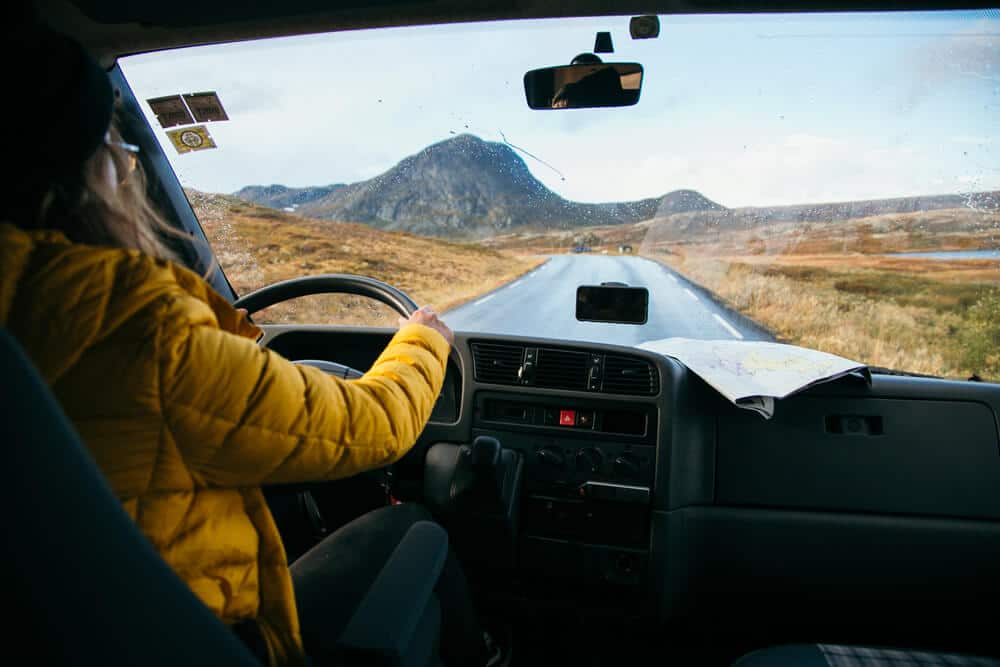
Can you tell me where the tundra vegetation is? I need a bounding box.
[485,207,1000,381]
[190,190,541,326]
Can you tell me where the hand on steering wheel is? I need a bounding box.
[234,275,453,510]
[233,274,455,378]
[400,306,454,346]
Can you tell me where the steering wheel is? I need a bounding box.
[234,274,420,378]
[236,275,422,521]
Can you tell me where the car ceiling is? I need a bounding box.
[33,0,996,63]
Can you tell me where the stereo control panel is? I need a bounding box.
[475,392,655,441]
[472,391,657,495]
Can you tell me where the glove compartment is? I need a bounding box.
[715,391,1000,519]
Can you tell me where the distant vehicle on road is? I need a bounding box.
[619,244,633,254]
[572,245,591,253]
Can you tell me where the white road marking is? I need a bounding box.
[666,273,678,283]
[508,280,521,289]
[474,294,495,306]
[713,313,744,339]
[683,288,699,302]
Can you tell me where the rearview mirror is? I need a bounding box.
[524,62,643,109]
[576,284,649,325]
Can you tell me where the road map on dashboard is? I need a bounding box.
[637,338,869,419]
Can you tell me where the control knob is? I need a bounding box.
[614,452,641,479]
[576,447,604,474]
[536,447,564,467]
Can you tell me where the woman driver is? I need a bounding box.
[0,27,497,667]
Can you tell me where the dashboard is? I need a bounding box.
[260,324,1000,652]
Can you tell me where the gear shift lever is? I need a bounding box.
[468,435,501,469]
[424,437,524,570]
[451,435,504,512]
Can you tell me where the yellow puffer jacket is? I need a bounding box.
[0,223,451,666]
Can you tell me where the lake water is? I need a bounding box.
[889,250,1000,260]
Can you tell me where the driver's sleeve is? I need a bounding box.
[158,318,451,488]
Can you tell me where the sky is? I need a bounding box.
[120,10,999,208]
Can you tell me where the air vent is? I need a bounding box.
[602,355,659,396]
[535,348,589,391]
[471,342,524,385]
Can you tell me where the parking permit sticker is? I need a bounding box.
[147,95,194,128]
[183,92,229,122]
[166,125,217,154]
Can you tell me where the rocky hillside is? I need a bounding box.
[234,134,723,237]
[235,133,998,239]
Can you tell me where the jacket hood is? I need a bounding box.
[0,223,258,383]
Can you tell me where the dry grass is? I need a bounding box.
[632,208,999,258]
[482,225,648,255]
[652,253,1000,381]
[189,191,542,326]
[482,206,1000,380]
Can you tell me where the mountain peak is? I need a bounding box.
[410,133,524,172]
[427,133,497,151]
[368,132,546,200]
[438,132,486,145]
[657,190,725,215]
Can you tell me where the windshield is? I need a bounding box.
[120,10,999,381]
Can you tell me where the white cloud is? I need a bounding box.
[121,12,1000,206]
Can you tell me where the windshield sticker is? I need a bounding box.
[183,92,229,122]
[146,95,194,128]
[166,125,217,154]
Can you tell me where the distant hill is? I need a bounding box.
[641,191,1000,240]
[728,191,999,226]
[234,133,998,238]
[234,134,723,237]
[233,183,346,212]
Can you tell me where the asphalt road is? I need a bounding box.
[444,254,774,346]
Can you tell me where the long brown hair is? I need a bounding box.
[14,115,189,264]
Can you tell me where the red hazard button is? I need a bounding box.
[559,409,576,426]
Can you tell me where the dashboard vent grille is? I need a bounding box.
[535,348,589,391]
[603,355,659,396]
[471,342,524,385]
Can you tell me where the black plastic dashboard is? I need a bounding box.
[260,324,1000,652]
